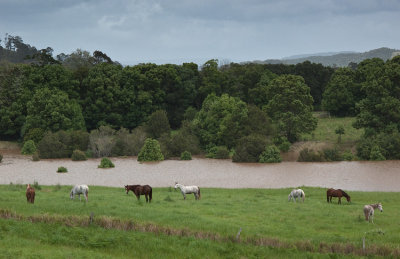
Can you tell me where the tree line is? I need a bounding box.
[1,35,400,161]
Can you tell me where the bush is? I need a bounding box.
[89,126,116,158]
[180,151,192,160]
[297,148,325,162]
[111,127,147,156]
[32,152,40,161]
[98,157,115,168]
[341,150,354,161]
[273,136,291,152]
[138,138,164,162]
[323,148,342,161]
[24,128,45,145]
[370,145,385,161]
[57,166,68,173]
[33,180,42,190]
[71,150,87,161]
[215,146,230,159]
[232,134,270,162]
[205,146,218,158]
[21,140,37,155]
[259,145,282,163]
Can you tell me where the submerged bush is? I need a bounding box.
[297,148,325,162]
[323,148,342,161]
[138,138,164,162]
[71,150,87,161]
[232,134,270,162]
[180,151,192,160]
[32,152,40,161]
[57,166,68,173]
[98,157,115,168]
[341,150,355,161]
[21,140,37,155]
[0,153,3,163]
[259,145,282,163]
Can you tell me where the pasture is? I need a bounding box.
[0,184,399,258]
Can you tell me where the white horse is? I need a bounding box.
[70,184,89,202]
[174,182,201,200]
[288,189,305,202]
[364,203,383,223]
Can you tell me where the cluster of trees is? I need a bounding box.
[2,35,400,161]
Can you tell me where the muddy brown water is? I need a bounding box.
[0,154,399,191]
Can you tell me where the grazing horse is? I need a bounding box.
[327,188,351,204]
[364,203,383,223]
[288,189,305,202]
[174,182,201,200]
[70,184,89,202]
[125,185,152,203]
[26,184,35,204]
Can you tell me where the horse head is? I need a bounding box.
[346,196,351,202]
[27,184,31,189]
[124,185,129,194]
[174,182,179,190]
[378,203,383,212]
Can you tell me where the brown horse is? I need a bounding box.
[125,185,152,203]
[327,188,351,204]
[26,184,35,204]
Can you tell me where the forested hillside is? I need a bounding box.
[1,35,400,162]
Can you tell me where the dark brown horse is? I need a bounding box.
[26,184,35,204]
[327,188,351,204]
[125,185,152,203]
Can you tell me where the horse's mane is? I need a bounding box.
[339,189,350,198]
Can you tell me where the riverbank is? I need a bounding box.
[1,153,399,191]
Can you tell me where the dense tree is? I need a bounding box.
[264,75,317,142]
[193,93,248,148]
[24,88,85,136]
[322,68,358,116]
[145,110,171,139]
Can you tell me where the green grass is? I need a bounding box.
[301,116,362,144]
[1,185,399,258]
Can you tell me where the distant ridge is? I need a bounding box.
[252,47,400,67]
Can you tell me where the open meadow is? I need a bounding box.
[1,184,399,258]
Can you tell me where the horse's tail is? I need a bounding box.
[149,187,152,202]
[85,189,89,202]
[302,190,305,202]
[198,187,201,199]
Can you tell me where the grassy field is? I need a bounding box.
[301,115,362,144]
[0,184,399,258]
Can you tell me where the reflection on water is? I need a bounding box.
[1,155,400,191]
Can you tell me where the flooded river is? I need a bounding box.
[0,155,399,191]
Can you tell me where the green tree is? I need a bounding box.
[138,138,164,162]
[24,88,85,136]
[145,110,171,139]
[322,68,357,116]
[264,75,317,142]
[193,93,248,148]
[259,145,282,163]
[335,125,345,143]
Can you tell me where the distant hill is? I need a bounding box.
[252,47,400,67]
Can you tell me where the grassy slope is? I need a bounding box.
[0,185,398,258]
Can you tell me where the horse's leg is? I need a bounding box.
[145,194,148,203]
[338,197,341,204]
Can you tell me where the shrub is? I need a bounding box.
[162,123,201,158]
[232,134,270,162]
[21,140,37,155]
[259,145,282,163]
[215,146,230,159]
[273,136,291,152]
[180,151,192,160]
[112,127,147,156]
[138,138,164,162]
[89,126,116,158]
[98,157,115,168]
[71,150,87,161]
[57,166,68,173]
[370,145,385,161]
[24,128,45,145]
[323,148,342,161]
[297,148,325,162]
[206,146,218,158]
[341,151,354,161]
[32,152,40,161]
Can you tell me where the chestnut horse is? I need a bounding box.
[26,184,35,204]
[125,185,152,203]
[327,188,351,204]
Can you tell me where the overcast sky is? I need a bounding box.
[1,0,399,65]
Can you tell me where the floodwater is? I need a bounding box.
[0,155,400,191]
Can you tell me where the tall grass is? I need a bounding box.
[0,185,399,257]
